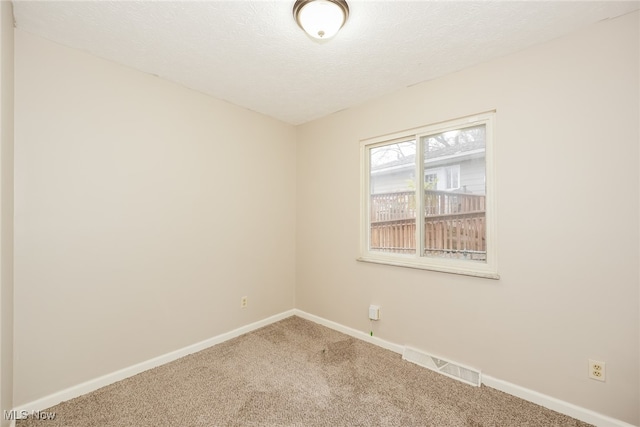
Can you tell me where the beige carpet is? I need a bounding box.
[17,316,592,426]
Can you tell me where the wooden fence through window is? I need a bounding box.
[370,190,486,259]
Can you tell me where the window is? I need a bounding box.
[359,112,498,279]
[445,166,460,190]
[424,173,438,189]
[424,165,460,191]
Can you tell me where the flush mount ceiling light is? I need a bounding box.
[293,0,349,40]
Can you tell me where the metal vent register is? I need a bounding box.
[402,347,481,387]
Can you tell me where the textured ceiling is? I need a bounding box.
[12,0,640,125]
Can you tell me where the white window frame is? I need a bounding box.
[358,111,499,279]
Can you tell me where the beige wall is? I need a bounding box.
[296,11,639,425]
[0,2,14,426]
[13,30,296,405]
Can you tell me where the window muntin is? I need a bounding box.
[360,112,498,279]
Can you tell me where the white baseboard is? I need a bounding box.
[292,309,404,354]
[13,309,296,415]
[481,376,637,427]
[13,308,636,427]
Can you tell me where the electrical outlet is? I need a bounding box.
[240,296,248,309]
[369,305,380,320]
[589,359,605,381]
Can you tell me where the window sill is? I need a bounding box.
[356,255,500,280]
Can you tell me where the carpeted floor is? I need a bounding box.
[17,316,592,426]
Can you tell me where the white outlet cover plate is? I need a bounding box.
[588,359,606,382]
[369,305,380,320]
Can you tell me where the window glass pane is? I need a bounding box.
[422,125,486,261]
[369,140,416,254]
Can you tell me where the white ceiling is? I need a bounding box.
[12,0,640,125]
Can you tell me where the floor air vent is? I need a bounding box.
[402,346,481,387]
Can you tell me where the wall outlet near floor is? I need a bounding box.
[588,359,605,381]
[240,296,248,309]
[369,305,380,320]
